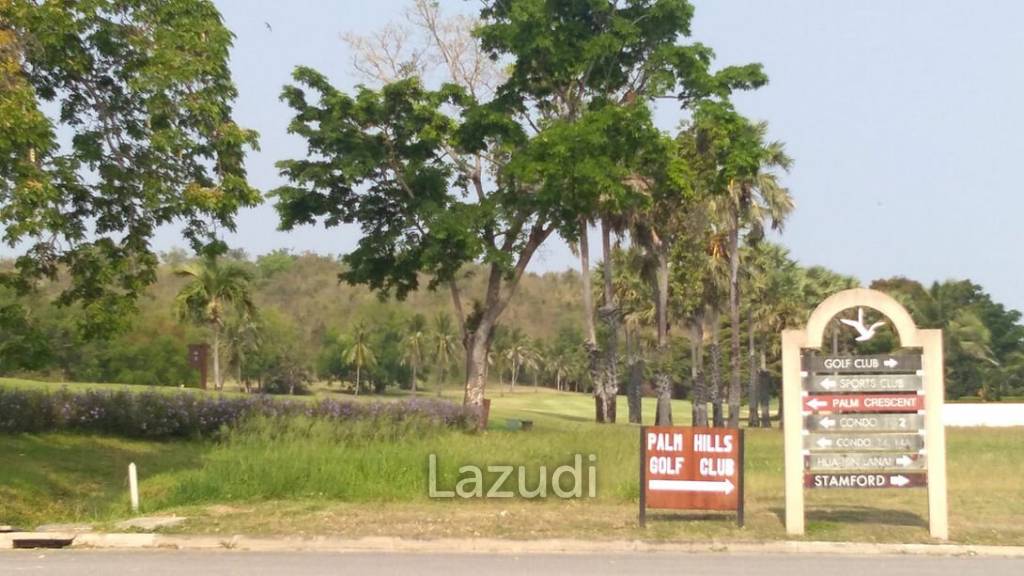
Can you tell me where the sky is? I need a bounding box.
[47,1,1024,310]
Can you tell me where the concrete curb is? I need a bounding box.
[2,532,1022,557]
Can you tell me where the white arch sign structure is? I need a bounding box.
[782,288,948,539]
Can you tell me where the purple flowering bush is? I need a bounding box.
[0,386,476,438]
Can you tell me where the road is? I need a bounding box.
[0,551,1020,575]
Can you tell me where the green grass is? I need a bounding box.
[1,381,1022,545]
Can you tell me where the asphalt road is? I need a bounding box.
[0,551,1021,575]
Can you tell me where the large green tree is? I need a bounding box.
[0,0,258,333]
[477,0,766,423]
[273,68,551,416]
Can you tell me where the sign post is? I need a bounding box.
[187,343,209,390]
[782,288,948,539]
[639,426,744,527]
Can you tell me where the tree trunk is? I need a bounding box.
[411,362,418,396]
[462,324,493,424]
[759,361,772,429]
[212,326,222,391]
[690,317,708,427]
[598,217,619,423]
[577,219,605,422]
[710,309,724,428]
[626,327,643,424]
[728,224,741,428]
[355,364,361,396]
[652,246,671,426]
[748,309,759,427]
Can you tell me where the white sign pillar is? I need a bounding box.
[782,288,948,540]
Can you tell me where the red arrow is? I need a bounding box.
[802,394,923,413]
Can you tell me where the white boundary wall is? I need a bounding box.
[943,404,1024,427]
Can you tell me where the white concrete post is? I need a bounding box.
[128,462,139,513]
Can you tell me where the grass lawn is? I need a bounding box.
[1,382,1022,545]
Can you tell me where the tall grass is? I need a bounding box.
[159,414,650,507]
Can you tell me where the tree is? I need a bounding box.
[401,314,427,395]
[174,257,255,390]
[742,242,803,426]
[477,0,767,423]
[224,311,261,393]
[684,101,793,428]
[608,245,655,423]
[431,312,458,397]
[344,321,377,396]
[503,330,540,393]
[547,350,571,392]
[1,0,258,335]
[872,278,1004,399]
[273,46,550,418]
[249,309,311,395]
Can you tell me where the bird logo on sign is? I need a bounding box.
[840,307,886,342]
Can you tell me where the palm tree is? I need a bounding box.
[401,314,427,395]
[175,257,255,390]
[611,244,654,424]
[432,312,458,397]
[547,350,571,392]
[224,312,261,393]
[504,330,529,393]
[742,242,804,426]
[344,321,376,395]
[704,113,793,428]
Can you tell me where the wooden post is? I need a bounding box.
[638,426,647,528]
[737,429,745,527]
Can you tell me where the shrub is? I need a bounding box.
[0,386,476,438]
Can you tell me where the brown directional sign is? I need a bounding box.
[804,413,925,433]
[640,426,744,527]
[187,343,209,390]
[804,432,925,452]
[802,393,924,413]
[805,472,927,489]
[803,354,922,373]
[804,374,923,393]
[805,453,927,472]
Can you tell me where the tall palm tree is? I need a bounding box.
[175,257,255,390]
[401,315,427,395]
[504,330,532,393]
[707,119,793,429]
[547,350,571,392]
[611,244,654,424]
[432,312,458,397]
[742,242,804,426]
[344,321,376,395]
[224,312,261,393]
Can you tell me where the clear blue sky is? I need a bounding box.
[164,1,1024,312]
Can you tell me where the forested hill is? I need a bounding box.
[0,251,584,388]
[2,249,1023,401]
